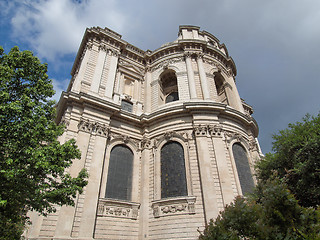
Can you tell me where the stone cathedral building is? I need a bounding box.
[26,26,262,239]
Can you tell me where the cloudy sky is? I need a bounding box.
[1,0,320,153]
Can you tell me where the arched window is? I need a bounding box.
[160,70,179,104]
[161,141,187,198]
[105,145,133,200]
[232,143,255,195]
[214,72,228,104]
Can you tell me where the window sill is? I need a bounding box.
[97,198,140,220]
[151,196,196,218]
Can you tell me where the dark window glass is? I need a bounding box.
[161,141,187,198]
[232,143,255,195]
[165,91,179,103]
[121,100,133,112]
[105,145,133,200]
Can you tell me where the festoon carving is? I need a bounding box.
[151,196,196,218]
[109,131,139,149]
[203,58,232,77]
[97,199,140,220]
[78,118,110,137]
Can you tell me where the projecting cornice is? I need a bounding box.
[71,26,237,78]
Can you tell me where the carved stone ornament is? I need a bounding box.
[154,131,189,148]
[140,137,151,150]
[97,199,140,220]
[203,58,231,77]
[151,196,196,218]
[224,131,244,144]
[59,115,70,128]
[193,125,208,136]
[151,57,184,72]
[208,124,223,136]
[249,139,259,151]
[78,118,110,137]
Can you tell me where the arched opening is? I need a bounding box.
[214,72,228,104]
[159,70,179,104]
[105,145,134,200]
[232,143,255,195]
[161,141,187,198]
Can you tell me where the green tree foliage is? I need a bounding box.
[199,114,320,239]
[256,114,320,208]
[199,180,320,240]
[0,46,87,238]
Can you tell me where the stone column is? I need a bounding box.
[196,53,210,100]
[78,133,107,238]
[185,52,197,99]
[104,50,119,98]
[91,45,107,93]
[54,130,91,238]
[72,42,92,92]
[209,125,235,205]
[145,68,152,113]
[193,125,220,223]
[113,70,121,103]
[138,139,151,239]
[225,77,245,113]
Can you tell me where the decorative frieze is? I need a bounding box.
[78,118,109,137]
[151,196,196,218]
[97,199,140,220]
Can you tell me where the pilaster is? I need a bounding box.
[185,52,197,99]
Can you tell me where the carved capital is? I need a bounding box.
[78,118,110,137]
[140,137,151,150]
[193,125,208,136]
[208,124,223,137]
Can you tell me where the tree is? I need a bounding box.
[199,114,320,239]
[256,114,320,208]
[199,179,320,240]
[0,46,87,239]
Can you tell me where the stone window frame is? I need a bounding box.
[154,137,193,201]
[228,138,255,196]
[99,140,140,203]
[158,69,179,105]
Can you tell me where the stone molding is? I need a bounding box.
[97,198,140,220]
[151,196,196,218]
[78,118,110,137]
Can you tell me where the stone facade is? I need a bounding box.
[26,26,262,240]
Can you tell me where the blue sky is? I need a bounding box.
[1,0,320,153]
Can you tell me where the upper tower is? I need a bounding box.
[27,26,262,240]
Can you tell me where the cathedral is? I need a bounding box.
[26,26,262,240]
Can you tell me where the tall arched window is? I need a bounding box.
[214,72,228,104]
[161,141,187,198]
[105,145,133,201]
[159,70,179,104]
[232,143,255,195]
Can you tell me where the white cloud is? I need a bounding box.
[9,0,126,62]
[51,78,70,102]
